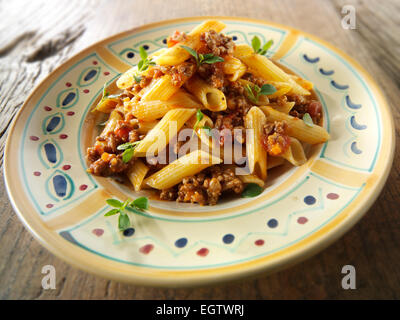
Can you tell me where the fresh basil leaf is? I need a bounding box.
[302,113,314,127]
[202,53,215,59]
[196,109,204,122]
[245,84,257,104]
[137,60,144,71]
[259,84,277,95]
[104,208,120,216]
[133,74,142,83]
[118,213,130,231]
[106,199,123,208]
[260,39,274,55]
[131,196,149,210]
[122,147,135,163]
[181,45,198,60]
[117,141,140,151]
[241,183,263,198]
[251,36,261,53]
[202,56,224,64]
[139,46,148,60]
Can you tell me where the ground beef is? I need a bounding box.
[241,73,266,88]
[87,153,128,176]
[223,81,252,115]
[197,62,226,88]
[199,30,235,57]
[288,94,322,124]
[262,121,290,156]
[86,120,140,176]
[159,61,196,86]
[160,165,244,205]
[167,30,187,47]
[212,113,245,146]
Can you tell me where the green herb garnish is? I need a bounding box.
[241,183,263,198]
[192,109,204,137]
[104,197,149,231]
[245,83,277,104]
[251,36,274,55]
[133,46,156,83]
[117,141,141,163]
[181,45,224,67]
[302,113,314,127]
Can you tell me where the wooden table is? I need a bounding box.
[1,0,399,299]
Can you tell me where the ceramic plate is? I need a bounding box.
[4,17,394,287]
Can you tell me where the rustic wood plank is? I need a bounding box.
[0,0,399,299]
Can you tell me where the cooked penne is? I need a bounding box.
[140,74,180,101]
[127,159,150,191]
[87,20,330,206]
[125,90,202,121]
[223,56,247,82]
[238,174,265,187]
[245,107,267,180]
[233,44,310,95]
[185,76,227,111]
[145,150,221,189]
[267,156,285,169]
[280,137,307,166]
[260,106,330,144]
[134,108,196,156]
[156,20,226,66]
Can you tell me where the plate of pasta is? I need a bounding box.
[4,17,394,287]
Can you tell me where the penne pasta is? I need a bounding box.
[245,106,267,180]
[145,150,221,189]
[223,56,247,82]
[233,44,310,96]
[185,76,227,111]
[156,20,226,66]
[134,108,196,156]
[125,90,202,121]
[127,158,150,191]
[260,106,330,144]
[87,20,330,206]
[281,137,307,166]
[140,74,180,101]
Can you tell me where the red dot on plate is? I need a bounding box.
[79,184,88,191]
[44,106,52,111]
[65,82,72,87]
[139,244,154,254]
[104,71,110,76]
[83,89,89,93]
[66,111,75,116]
[62,165,71,170]
[92,61,98,65]
[30,136,39,141]
[59,134,68,139]
[196,248,209,257]
[327,193,339,200]
[92,228,104,237]
[297,217,308,224]
[33,171,41,176]
[46,204,53,208]
[255,239,265,246]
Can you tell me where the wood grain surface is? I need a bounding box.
[0,0,399,299]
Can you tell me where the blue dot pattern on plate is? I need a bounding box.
[127,52,135,58]
[175,238,188,248]
[304,195,316,205]
[123,228,135,237]
[222,234,235,244]
[267,219,278,228]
